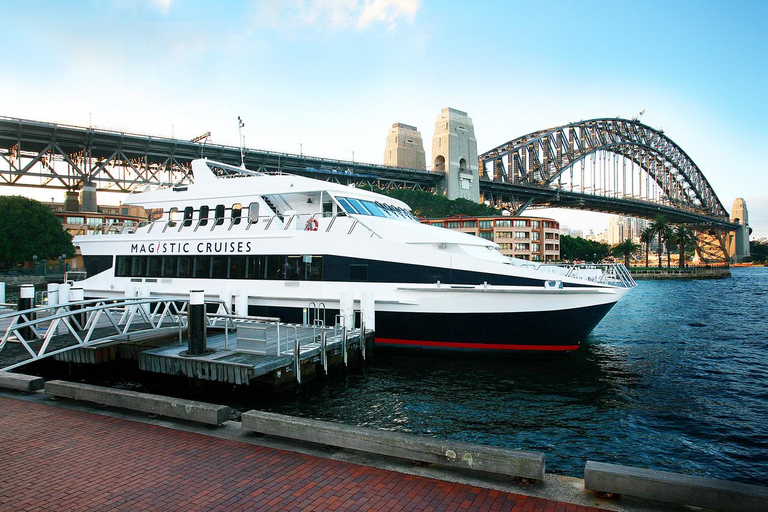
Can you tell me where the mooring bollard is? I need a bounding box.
[70,287,85,328]
[0,282,6,304]
[18,284,35,340]
[187,290,207,356]
[47,283,59,307]
[58,283,71,304]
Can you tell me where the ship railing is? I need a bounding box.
[85,211,380,238]
[537,263,637,288]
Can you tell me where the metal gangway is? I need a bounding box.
[0,297,191,372]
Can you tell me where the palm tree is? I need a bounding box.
[649,215,669,268]
[640,226,655,268]
[670,225,696,268]
[663,226,674,268]
[612,238,640,267]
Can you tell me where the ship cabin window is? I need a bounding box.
[232,203,242,225]
[115,254,324,282]
[161,256,175,277]
[322,200,334,217]
[334,196,417,221]
[183,207,194,227]
[168,207,179,227]
[248,202,259,224]
[214,204,225,226]
[199,205,210,227]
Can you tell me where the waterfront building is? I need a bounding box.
[383,123,426,170]
[422,215,560,261]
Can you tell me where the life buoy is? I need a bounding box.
[305,218,319,231]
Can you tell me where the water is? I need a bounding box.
[248,267,768,485]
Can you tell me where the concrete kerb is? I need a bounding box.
[585,460,768,512]
[0,372,45,392]
[242,409,545,482]
[44,380,230,426]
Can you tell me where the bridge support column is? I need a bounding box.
[64,190,80,212]
[80,180,98,212]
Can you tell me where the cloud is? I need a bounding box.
[151,0,172,15]
[357,0,419,29]
[258,0,419,31]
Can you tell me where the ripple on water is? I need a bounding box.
[241,267,768,485]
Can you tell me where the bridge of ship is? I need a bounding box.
[0,116,739,260]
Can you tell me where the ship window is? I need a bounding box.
[199,205,210,227]
[337,197,358,214]
[265,255,282,279]
[247,255,266,279]
[116,256,130,277]
[176,256,192,278]
[146,257,162,277]
[214,204,225,226]
[349,264,368,281]
[211,256,228,279]
[194,256,211,278]
[322,201,334,217]
[168,207,178,227]
[347,198,371,215]
[229,256,246,279]
[161,256,175,278]
[183,207,194,227]
[359,200,385,217]
[283,256,302,280]
[306,255,323,280]
[232,203,242,225]
[130,256,146,277]
[248,202,259,224]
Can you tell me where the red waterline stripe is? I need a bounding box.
[375,338,580,351]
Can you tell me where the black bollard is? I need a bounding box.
[187,290,207,355]
[17,284,36,340]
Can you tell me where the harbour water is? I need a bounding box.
[250,267,768,485]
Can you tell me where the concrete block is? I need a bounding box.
[45,380,230,426]
[242,410,545,481]
[585,460,768,512]
[0,372,45,392]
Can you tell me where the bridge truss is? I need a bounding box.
[479,118,733,229]
[0,117,440,196]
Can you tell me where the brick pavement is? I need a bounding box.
[0,396,606,511]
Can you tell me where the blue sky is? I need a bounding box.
[1,0,766,238]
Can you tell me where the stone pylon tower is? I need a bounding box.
[728,197,751,262]
[431,108,479,201]
[383,123,426,170]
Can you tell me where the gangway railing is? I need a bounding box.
[0,297,190,372]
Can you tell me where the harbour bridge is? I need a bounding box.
[0,116,741,261]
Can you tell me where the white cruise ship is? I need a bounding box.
[73,159,635,351]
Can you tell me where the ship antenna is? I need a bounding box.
[237,116,246,169]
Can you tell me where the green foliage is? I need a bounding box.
[560,235,611,262]
[0,196,74,269]
[750,240,768,263]
[362,187,500,218]
[612,238,640,266]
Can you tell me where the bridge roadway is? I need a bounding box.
[0,115,736,230]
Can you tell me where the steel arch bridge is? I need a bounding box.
[478,118,734,230]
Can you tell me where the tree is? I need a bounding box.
[640,226,655,268]
[560,235,611,262]
[0,196,75,269]
[612,238,639,267]
[750,240,768,264]
[670,225,696,268]
[650,215,669,268]
[363,186,500,218]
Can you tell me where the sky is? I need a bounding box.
[1,0,766,239]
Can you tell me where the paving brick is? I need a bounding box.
[0,396,606,512]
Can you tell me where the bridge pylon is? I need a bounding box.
[431,108,479,201]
